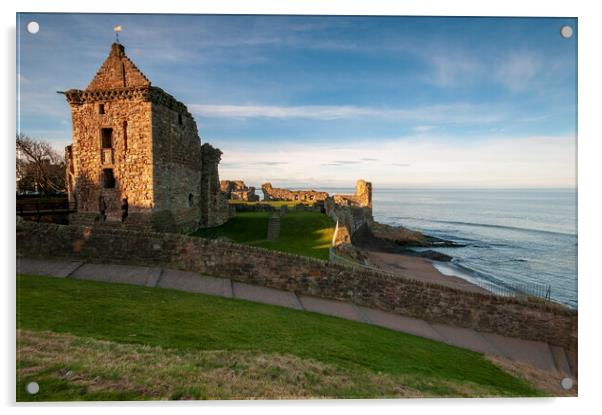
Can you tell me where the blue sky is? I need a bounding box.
[17,14,577,188]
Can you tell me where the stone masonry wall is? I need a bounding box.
[220,180,259,202]
[65,145,75,209]
[151,99,202,233]
[86,43,150,91]
[17,221,577,350]
[262,183,329,202]
[326,179,374,245]
[67,94,154,224]
[201,144,229,228]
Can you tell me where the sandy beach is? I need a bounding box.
[363,250,488,294]
[352,224,488,294]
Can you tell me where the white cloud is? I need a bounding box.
[190,103,505,124]
[424,54,484,87]
[495,52,543,92]
[217,134,575,188]
[412,125,436,133]
[413,45,548,93]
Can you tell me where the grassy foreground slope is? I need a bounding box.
[16,274,542,400]
[192,211,335,260]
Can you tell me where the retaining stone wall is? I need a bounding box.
[16,221,577,349]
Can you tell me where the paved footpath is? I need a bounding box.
[17,257,576,377]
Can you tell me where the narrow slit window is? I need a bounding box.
[101,128,113,149]
[123,121,128,150]
[188,193,194,207]
[178,113,183,125]
[99,103,105,114]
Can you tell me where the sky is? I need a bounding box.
[16,14,577,188]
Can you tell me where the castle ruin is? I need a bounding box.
[220,180,260,202]
[63,42,229,233]
[324,180,374,245]
[258,179,374,245]
[261,183,329,203]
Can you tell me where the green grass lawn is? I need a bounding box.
[228,200,316,208]
[253,212,334,259]
[16,274,543,400]
[192,211,335,260]
[192,212,272,243]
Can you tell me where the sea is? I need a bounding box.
[261,187,578,309]
[372,188,577,309]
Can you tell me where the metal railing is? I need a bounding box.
[470,279,551,301]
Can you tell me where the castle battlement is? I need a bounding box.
[65,86,192,116]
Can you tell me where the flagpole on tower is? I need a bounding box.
[114,25,122,43]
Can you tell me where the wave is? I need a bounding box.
[390,216,576,238]
[435,258,576,309]
[447,259,528,291]
[432,260,508,290]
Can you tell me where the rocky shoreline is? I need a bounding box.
[341,222,485,293]
[369,222,465,262]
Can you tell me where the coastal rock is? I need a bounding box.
[416,250,453,262]
[422,235,466,248]
[370,222,465,248]
[370,222,427,246]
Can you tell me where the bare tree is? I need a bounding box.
[16,134,66,195]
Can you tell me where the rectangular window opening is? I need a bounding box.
[101,128,113,149]
[99,103,105,115]
[102,168,116,189]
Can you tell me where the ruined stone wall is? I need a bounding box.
[354,180,372,208]
[17,221,577,350]
[231,190,258,201]
[326,201,373,245]
[150,97,203,233]
[331,179,372,208]
[65,145,75,209]
[220,180,245,193]
[200,144,229,227]
[220,180,259,201]
[326,179,374,245]
[261,183,329,202]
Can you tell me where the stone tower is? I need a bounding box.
[64,42,228,232]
